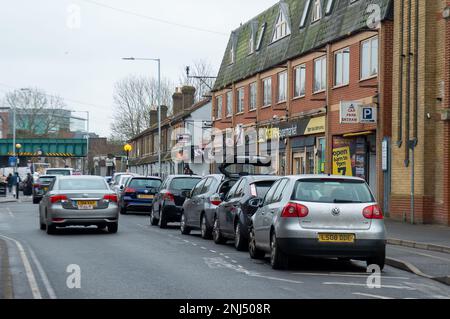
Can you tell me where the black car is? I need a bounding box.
[32,175,56,204]
[119,176,162,214]
[150,175,202,228]
[212,175,280,250]
[181,174,237,239]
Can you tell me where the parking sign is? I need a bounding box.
[359,106,377,124]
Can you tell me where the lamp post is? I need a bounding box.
[15,143,22,199]
[124,143,133,173]
[122,57,161,176]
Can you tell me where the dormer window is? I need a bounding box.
[325,0,334,15]
[272,9,291,42]
[230,46,235,64]
[256,23,266,51]
[300,0,311,28]
[312,0,322,22]
[229,32,237,64]
[249,21,258,54]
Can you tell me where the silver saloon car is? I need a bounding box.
[249,175,386,270]
[39,176,120,234]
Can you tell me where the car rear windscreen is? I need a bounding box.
[292,179,375,204]
[46,170,71,176]
[129,179,161,189]
[59,179,108,190]
[253,181,276,198]
[170,177,201,190]
[38,177,55,184]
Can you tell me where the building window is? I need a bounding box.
[249,82,257,110]
[226,91,233,117]
[278,71,287,102]
[262,77,272,107]
[312,0,322,22]
[215,96,223,119]
[314,56,327,92]
[294,64,306,97]
[334,48,350,87]
[361,36,378,79]
[325,0,334,15]
[237,88,244,113]
[272,10,290,42]
[256,23,266,51]
[300,0,311,28]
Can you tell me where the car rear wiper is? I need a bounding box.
[333,199,362,203]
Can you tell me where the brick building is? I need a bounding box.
[390,1,450,226]
[212,0,393,207]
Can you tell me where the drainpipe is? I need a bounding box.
[405,0,412,168]
[397,0,404,148]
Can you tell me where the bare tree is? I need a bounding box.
[179,59,216,102]
[110,75,173,141]
[3,88,68,138]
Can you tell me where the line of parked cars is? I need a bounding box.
[34,157,386,271]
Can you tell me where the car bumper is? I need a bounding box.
[162,205,183,222]
[47,205,119,226]
[123,200,153,208]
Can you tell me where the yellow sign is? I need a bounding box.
[332,147,352,176]
[304,116,326,135]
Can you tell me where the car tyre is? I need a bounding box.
[366,251,385,271]
[46,224,56,235]
[40,222,46,230]
[150,207,159,226]
[200,214,212,239]
[180,212,191,235]
[108,222,118,234]
[158,209,168,229]
[212,217,226,244]
[33,197,40,204]
[270,232,289,270]
[248,228,265,259]
[234,221,247,251]
[120,206,127,215]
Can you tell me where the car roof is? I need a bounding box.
[244,175,280,183]
[39,175,56,178]
[286,175,366,182]
[56,175,105,180]
[167,175,202,178]
[130,176,162,180]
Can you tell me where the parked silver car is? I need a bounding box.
[249,175,386,270]
[39,176,120,234]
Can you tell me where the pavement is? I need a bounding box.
[0,201,449,299]
[384,219,450,285]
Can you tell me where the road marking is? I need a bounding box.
[224,256,230,259]
[209,250,217,253]
[322,282,416,290]
[353,292,394,299]
[231,260,237,263]
[291,272,410,280]
[183,240,190,243]
[201,247,207,250]
[390,246,450,263]
[27,246,57,299]
[0,234,42,299]
[6,207,14,218]
[192,243,197,246]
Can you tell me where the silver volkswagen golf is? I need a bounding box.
[249,175,386,270]
[39,176,120,235]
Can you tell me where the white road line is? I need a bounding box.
[224,256,230,259]
[201,247,207,250]
[252,274,303,284]
[209,250,217,253]
[390,246,450,263]
[192,243,197,246]
[0,234,42,299]
[231,260,237,263]
[353,292,394,299]
[322,282,416,290]
[6,207,14,218]
[291,272,410,280]
[27,246,57,299]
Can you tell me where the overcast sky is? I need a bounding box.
[0,0,276,137]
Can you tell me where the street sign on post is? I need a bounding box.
[8,156,17,167]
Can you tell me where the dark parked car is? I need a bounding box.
[181,174,237,239]
[32,175,56,204]
[211,176,279,250]
[119,176,162,215]
[150,175,202,228]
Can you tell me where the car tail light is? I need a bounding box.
[50,195,68,204]
[363,205,383,220]
[52,218,65,223]
[250,184,257,197]
[210,195,222,206]
[33,183,40,188]
[104,194,118,202]
[281,202,309,218]
[163,192,174,202]
[124,187,136,193]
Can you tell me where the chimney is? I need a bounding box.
[172,87,183,115]
[182,85,196,111]
[160,105,168,121]
[150,107,158,127]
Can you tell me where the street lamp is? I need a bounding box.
[123,143,133,172]
[15,143,22,199]
[122,57,161,176]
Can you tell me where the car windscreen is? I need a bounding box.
[170,177,201,190]
[46,170,71,176]
[291,179,375,204]
[253,181,276,198]
[38,177,55,184]
[59,179,108,191]
[221,164,274,176]
[129,179,161,189]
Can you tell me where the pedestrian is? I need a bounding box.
[14,172,21,199]
[6,173,13,194]
[24,173,33,196]
[183,164,194,175]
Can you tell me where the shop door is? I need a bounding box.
[292,152,306,175]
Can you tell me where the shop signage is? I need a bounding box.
[258,116,326,143]
[359,105,377,124]
[382,139,388,171]
[332,147,353,176]
[340,101,360,124]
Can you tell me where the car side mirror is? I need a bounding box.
[182,190,191,198]
[120,185,124,190]
[249,198,263,209]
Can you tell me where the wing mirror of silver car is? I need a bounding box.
[249,198,263,209]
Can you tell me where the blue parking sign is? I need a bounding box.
[8,156,17,167]
[360,106,377,123]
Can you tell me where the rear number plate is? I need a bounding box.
[138,195,154,199]
[77,201,97,210]
[318,233,355,243]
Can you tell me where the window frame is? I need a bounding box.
[277,71,288,103]
[293,64,306,98]
[312,0,322,22]
[313,55,327,93]
[236,87,245,114]
[262,77,272,107]
[360,36,379,80]
[215,95,223,120]
[334,47,350,87]
[226,91,233,117]
[249,82,257,111]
